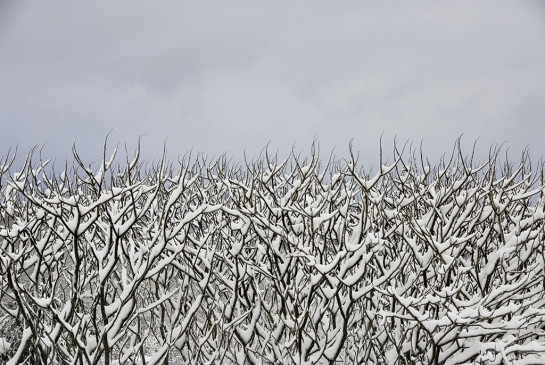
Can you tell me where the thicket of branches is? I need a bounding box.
[0,142,545,365]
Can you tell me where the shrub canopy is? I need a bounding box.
[1,143,545,364]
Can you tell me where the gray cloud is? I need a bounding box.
[1,0,544,168]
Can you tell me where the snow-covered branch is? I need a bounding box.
[1,144,544,364]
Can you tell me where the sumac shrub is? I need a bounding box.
[0,142,544,364]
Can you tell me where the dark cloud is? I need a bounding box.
[1,0,544,167]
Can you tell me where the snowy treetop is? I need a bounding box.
[0,143,544,364]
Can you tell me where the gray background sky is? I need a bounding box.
[1,0,544,168]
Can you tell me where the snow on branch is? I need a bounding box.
[0,142,544,364]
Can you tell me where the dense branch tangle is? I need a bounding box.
[0,142,544,364]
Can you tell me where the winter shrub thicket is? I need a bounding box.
[0,143,545,365]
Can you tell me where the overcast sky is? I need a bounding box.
[1,1,544,168]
